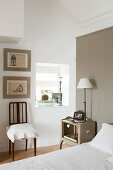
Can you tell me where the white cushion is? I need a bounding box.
[90,123,113,155]
[7,123,38,142]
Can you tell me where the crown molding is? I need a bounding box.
[79,9,113,26]
[76,10,113,37]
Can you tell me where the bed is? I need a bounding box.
[0,123,113,170]
[0,143,113,170]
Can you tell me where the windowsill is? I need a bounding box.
[35,104,69,108]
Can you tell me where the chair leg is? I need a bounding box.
[9,139,11,154]
[12,142,14,161]
[59,140,64,150]
[34,138,36,156]
[25,139,27,151]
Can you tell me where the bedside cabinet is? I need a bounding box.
[60,117,96,149]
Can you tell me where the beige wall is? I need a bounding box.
[76,27,113,130]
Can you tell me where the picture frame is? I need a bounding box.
[73,110,86,122]
[4,48,31,71]
[3,76,30,99]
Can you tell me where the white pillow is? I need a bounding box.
[90,123,113,155]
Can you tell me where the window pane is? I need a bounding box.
[36,63,69,106]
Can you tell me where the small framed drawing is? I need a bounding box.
[73,110,86,122]
[4,48,31,71]
[3,76,30,99]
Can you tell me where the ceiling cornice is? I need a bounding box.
[80,9,113,26]
[76,13,113,37]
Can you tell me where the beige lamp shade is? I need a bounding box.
[77,78,92,89]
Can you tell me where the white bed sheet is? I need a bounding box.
[0,143,113,170]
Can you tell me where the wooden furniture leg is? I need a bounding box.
[26,139,27,150]
[12,142,14,161]
[60,140,64,149]
[9,139,11,154]
[34,138,36,156]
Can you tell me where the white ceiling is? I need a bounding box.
[60,0,113,25]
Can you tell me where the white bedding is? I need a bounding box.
[0,143,113,170]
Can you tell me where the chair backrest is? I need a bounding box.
[9,102,27,125]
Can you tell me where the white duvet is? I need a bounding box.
[0,143,113,170]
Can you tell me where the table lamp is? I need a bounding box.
[77,78,92,114]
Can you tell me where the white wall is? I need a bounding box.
[0,0,80,152]
[0,0,24,42]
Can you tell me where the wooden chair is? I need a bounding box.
[8,102,37,161]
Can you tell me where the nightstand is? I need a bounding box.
[60,117,96,149]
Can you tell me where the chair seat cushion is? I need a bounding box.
[7,123,39,142]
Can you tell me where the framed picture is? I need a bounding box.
[73,110,86,122]
[4,48,31,71]
[3,76,30,99]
